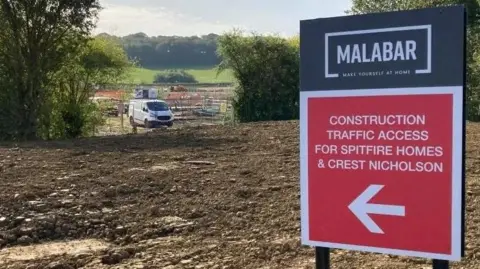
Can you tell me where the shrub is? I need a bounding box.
[153,70,198,83]
[217,31,299,122]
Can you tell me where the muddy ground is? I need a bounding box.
[0,121,479,268]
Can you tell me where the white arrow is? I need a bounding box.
[348,184,405,234]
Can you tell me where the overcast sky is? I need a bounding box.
[94,0,351,37]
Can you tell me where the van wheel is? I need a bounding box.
[144,119,150,129]
[129,116,135,127]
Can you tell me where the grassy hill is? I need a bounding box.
[123,67,235,84]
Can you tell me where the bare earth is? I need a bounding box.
[0,121,478,268]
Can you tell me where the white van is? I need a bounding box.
[128,99,174,128]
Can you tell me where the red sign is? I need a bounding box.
[300,87,463,261]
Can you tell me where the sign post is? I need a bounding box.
[299,6,466,269]
[118,102,125,131]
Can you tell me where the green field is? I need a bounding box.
[124,67,235,84]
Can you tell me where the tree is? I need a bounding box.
[0,0,101,139]
[41,36,135,139]
[347,0,480,120]
[217,30,299,122]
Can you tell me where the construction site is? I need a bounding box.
[92,85,235,134]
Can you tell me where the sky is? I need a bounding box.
[93,0,352,37]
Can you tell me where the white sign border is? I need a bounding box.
[299,86,463,261]
[325,25,432,78]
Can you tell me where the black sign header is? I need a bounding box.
[300,6,465,90]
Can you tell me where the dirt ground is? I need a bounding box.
[0,121,478,269]
[96,114,230,137]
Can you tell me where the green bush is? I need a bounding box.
[217,31,299,122]
[153,70,198,83]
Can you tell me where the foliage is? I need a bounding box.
[0,0,101,140]
[41,36,134,139]
[98,32,221,69]
[347,0,480,120]
[0,0,132,141]
[217,30,299,122]
[153,70,199,83]
[39,101,105,139]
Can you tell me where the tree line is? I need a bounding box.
[98,32,222,69]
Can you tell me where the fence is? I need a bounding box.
[94,85,236,136]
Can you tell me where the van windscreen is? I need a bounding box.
[147,101,169,111]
